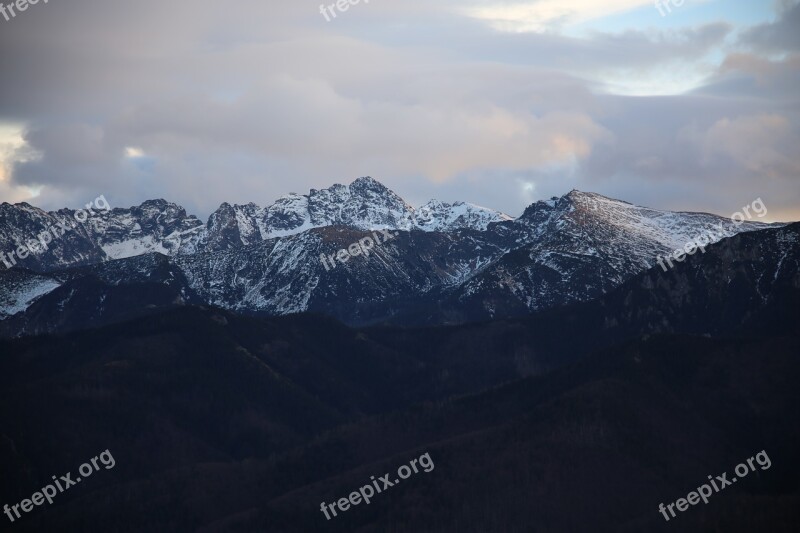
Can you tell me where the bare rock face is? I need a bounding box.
[0,178,785,334]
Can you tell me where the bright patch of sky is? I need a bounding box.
[467,0,778,95]
[570,0,776,94]
[568,0,773,36]
[0,122,43,200]
[125,147,145,158]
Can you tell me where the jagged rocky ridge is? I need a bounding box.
[0,177,785,333]
[1,224,798,532]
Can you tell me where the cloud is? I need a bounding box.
[740,0,800,53]
[0,0,797,221]
[691,114,800,179]
[463,0,652,33]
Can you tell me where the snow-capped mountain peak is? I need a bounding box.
[196,177,512,251]
[412,200,514,231]
[1,181,790,333]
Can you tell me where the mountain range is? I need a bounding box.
[0,177,783,335]
[1,221,798,532]
[1,178,799,532]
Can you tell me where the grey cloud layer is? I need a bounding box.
[0,0,797,221]
[740,0,800,53]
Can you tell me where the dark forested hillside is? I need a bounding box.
[1,238,799,531]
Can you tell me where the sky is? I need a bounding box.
[0,0,798,222]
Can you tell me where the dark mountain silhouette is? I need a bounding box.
[1,180,781,334]
[0,222,798,532]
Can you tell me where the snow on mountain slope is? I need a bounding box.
[412,200,514,232]
[0,177,514,267]
[197,177,414,252]
[0,202,110,271]
[443,190,780,320]
[0,199,204,272]
[173,225,509,321]
[197,177,515,251]
[87,199,205,258]
[1,180,790,329]
[0,269,62,320]
[551,191,767,251]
